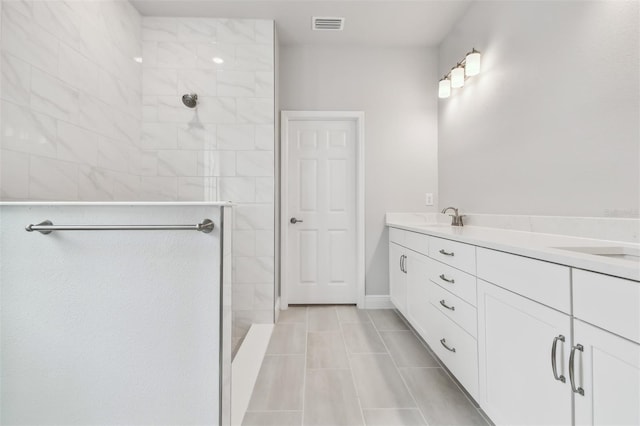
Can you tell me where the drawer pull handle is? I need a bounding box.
[551,335,566,383]
[439,274,455,284]
[439,249,455,256]
[440,338,456,353]
[569,344,585,396]
[439,300,455,311]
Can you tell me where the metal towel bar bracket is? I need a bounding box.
[25,219,215,235]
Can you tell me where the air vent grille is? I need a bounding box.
[312,17,345,31]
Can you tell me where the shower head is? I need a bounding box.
[182,93,198,108]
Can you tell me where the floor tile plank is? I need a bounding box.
[267,323,306,354]
[342,322,387,354]
[380,331,439,368]
[362,408,427,426]
[336,305,371,323]
[350,354,416,409]
[368,309,409,331]
[307,306,340,331]
[303,369,363,426]
[247,355,305,411]
[307,331,349,369]
[242,411,302,426]
[400,368,488,426]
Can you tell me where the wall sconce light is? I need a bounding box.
[438,48,482,99]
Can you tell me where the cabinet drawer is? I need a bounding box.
[573,269,640,344]
[430,306,479,400]
[476,248,571,314]
[429,236,476,274]
[428,258,477,306]
[389,227,429,256]
[389,227,405,245]
[404,231,429,256]
[428,281,477,338]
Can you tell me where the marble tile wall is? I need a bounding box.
[141,17,276,351]
[0,0,143,200]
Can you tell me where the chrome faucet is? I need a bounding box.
[441,207,465,227]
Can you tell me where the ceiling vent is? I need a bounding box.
[312,17,345,31]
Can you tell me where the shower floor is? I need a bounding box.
[241,305,491,426]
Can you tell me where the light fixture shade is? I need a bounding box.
[465,50,481,76]
[438,78,451,98]
[451,66,465,88]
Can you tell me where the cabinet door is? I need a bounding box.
[574,320,640,426]
[477,280,572,426]
[406,253,433,345]
[389,243,407,314]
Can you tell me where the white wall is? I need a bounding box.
[0,0,142,201]
[1,204,226,425]
[280,46,439,296]
[438,0,640,218]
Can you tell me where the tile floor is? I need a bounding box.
[242,306,491,426]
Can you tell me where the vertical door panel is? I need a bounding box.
[477,280,572,426]
[389,242,407,314]
[299,231,318,284]
[299,159,318,212]
[329,230,347,284]
[574,319,640,426]
[328,159,347,212]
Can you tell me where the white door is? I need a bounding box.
[477,279,572,426]
[574,319,640,426]
[285,118,358,304]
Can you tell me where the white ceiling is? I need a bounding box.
[131,0,473,47]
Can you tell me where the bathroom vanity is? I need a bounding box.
[387,217,640,426]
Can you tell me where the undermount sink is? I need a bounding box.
[553,246,640,262]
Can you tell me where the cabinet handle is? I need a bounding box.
[439,274,455,284]
[439,249,455,256]
[569,344,585,396]
[439,300,455,311]
[551,335,566,383]
[440,338,456,353]
[399,255,404,273]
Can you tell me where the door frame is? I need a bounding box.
[280,110,365,309]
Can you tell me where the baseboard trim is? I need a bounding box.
[231,323,274,425]
[364,295,393,309]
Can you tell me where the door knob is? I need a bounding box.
[290,217,303,224]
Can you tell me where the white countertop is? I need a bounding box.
[386,220,640,282]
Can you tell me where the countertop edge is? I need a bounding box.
[386,222,640,282]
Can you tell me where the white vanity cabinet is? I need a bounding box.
[572,320,640,426]
[477,279,572,425]
[476,248,573,425]
[572,270,640,426]
[405,254,435,346]
[389,242,408,315]
[388,227,479,399]
[388,228,429,317]
[387,223,640,426]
